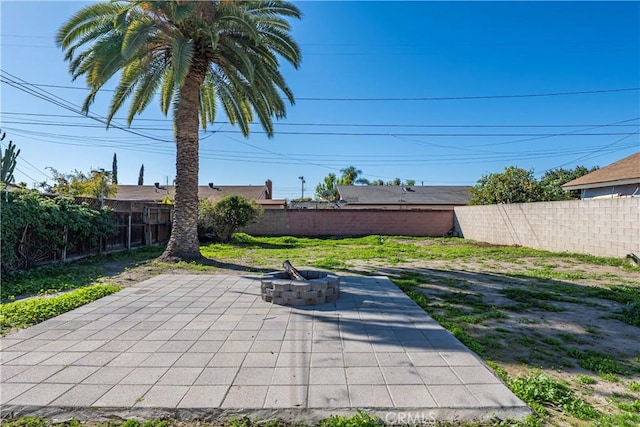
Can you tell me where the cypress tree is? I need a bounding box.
[112,153,118,184]
[138,164,144,185]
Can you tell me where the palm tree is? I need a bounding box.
[57,0,301,261]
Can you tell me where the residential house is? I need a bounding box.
[336,185,472,210]
[561,152,640,199]
[112,179,286,209]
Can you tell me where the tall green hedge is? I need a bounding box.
[1,189,115,272]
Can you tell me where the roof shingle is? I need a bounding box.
[337,185,472,205]
[562,152,640,190]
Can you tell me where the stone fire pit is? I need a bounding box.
[261,270,340,306]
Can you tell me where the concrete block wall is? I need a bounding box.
[454,198,640,258]
[242,209,454,237]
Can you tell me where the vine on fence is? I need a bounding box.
[1,189,116,272]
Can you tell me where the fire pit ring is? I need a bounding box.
[261,270,340,306]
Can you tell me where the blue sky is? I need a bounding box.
[1,1,639,199]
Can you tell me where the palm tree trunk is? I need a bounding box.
[159,64,206,262]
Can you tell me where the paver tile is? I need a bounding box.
[0,383,36,402]
[119,367,168,385]
[308,384,350,407]
[221,385,268,408]
[348,385,393,407]
[194,367,239,385]
[380,366,424,385]
[416,366,463,385]
[387,385,436,407]
[45,366,100,383]
[236,367,276,385]
[452,366,501,384]
[92,384,151,407]
[50,384,111,406]
[4,365,64,383]
[157,367,204,385]
[345,367,385,385]
[135,385,189,407]
[309,367,347,385]
[428,385,480,407]
[242,352,278,368]
[178,385,229,408]
[7,383,74,406]
[264,385,307,408]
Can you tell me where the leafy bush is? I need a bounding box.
[0,284,120,332]
[1,189,115,272]
[198,195,263,243]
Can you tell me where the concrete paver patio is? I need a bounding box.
[1,274,530,424]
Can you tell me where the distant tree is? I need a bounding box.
[138,164,144,186]
[339,166,369,185]
[198,195,263,243]
[112,153,118,185]
[45,167,117,199]
[538,166,598,201]
[368,178,416,186]
[0,131,20,184]
[315,173,339,201]
[469,166,539,205]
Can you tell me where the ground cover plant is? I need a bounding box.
[2,234,639,426]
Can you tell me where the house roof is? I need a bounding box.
[562,152,640,190]
[337,185,472,205]
[113,184,268,203]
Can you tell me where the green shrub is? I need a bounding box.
[198,195,263,243]
[0,284,120,332]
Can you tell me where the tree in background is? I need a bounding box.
[339,166,369,185]
[538,166,598,201]
[198,195,263,243]
[112,153,118,185]
[315,173,339,200]
[0,131,20,184]
[469,166,540,205]
[44,168,118,199]
[369,178,416,186]
[57,1,301,262]
[138,164,144,186]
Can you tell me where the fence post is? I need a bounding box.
[127,212,132,250]
[61,226,68,262]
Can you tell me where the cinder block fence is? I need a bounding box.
[454,198,639,258]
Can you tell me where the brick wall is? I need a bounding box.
[242,209,454,237]
[454,198,640,258]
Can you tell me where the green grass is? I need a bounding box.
[503,370,599,420]
[0,284,120,333]
[0,246,161,303]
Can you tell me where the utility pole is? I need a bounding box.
[298,176,305,200]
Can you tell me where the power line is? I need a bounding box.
[2,111,638,129]
[0,70,172,144]
[5,79,639,101]
[3,120,638,138]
